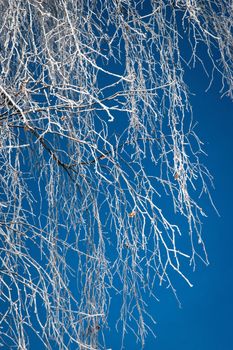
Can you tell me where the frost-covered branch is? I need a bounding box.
[0,0,232,349]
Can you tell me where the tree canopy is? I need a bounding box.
[0,1,232,349]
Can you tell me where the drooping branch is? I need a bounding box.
[0,1,232,349]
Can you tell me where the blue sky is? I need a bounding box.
[104,58,233,350]
[142,68,233,349]
[1,3,232,350]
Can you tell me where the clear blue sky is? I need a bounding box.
[124,66,233,350]
[2,4,232,350]
[104,58,233,350]
[152,76,233,350]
